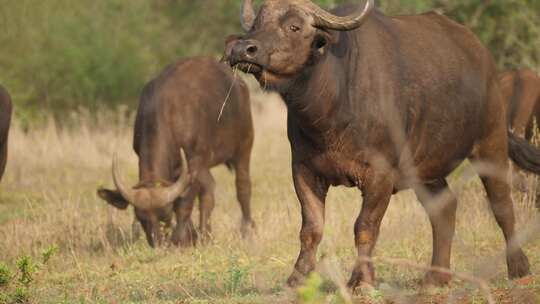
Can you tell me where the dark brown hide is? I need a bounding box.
[225,1,533,289]
[97,57,255,247]
[500,69,540,196]
[0,85,12,182]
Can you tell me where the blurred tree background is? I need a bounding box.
[0,0,538,122]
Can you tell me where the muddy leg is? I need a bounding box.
[414,180,457,286]
[286,164,329,287]
[347,173,393,290]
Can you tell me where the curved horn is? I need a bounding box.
[161,148,191,203]
[240,0,256,31]
[112,153,137,204]
[305,0,374,31]
[111,149,191,210]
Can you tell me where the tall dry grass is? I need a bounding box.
[0,90,539,303]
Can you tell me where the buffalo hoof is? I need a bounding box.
[347,263,375,291]
[171,223,197,248]
[240,219,256,239]
[354,282,376,295]
[422,270,451,287]
[347,273,375,294]
[508,250,530,279]
[286,270,306,288]
[347,275,375,292]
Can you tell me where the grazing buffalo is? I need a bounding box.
[97,57,255,247]
[0,85,12,182]
[499,69,540,193]
[224,0,537,289]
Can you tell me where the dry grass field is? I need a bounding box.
[1,89,540,303]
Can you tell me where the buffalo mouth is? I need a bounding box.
[225,55,295,90]
[231,60,293,86]
[231,61,263,75]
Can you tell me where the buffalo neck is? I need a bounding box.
[280,40,353,148]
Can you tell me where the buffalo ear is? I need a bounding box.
[311,30,333,59]
[97,188,130,210]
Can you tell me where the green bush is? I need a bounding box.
[379,0,540,69]
[0,249,57,303]
[0,263,11,287]
[445,0,540,69]
[0,0,172,114]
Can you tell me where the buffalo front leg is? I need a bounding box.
[172,186,198,247]
[287,164,329,288]
[234,154,256,238]
[414,179,457,286]
[348,173,393,289]
[198,170,216,242]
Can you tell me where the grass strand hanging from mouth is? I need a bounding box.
[218,65,241,122]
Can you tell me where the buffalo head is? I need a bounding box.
[224,0,374,89]
[97,149,191,247]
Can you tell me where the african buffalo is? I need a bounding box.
[97,57,255,247]
[224,0,537,289]
[0,85,12,182]
[500,69,540,192]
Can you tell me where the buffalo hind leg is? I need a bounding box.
[348,172,393,290]
[479,174,530,278]
[198,170,216,243]
[414,180,457,286]
[473,131,530,279]
[287,164,329,287]
[233,152,256,238]
[511,128,529,192]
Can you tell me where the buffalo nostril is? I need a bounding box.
[246,45,258,57]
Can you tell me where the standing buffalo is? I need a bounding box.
[224,0,536,289]
[0,85,12,182]
[97,57,255,247]
[500,69,540,193]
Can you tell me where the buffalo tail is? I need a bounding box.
[508,131,540,174]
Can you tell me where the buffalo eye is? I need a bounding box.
[289,25,301,32]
